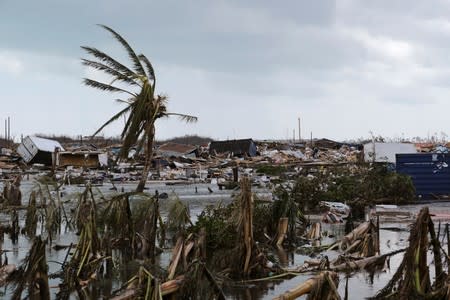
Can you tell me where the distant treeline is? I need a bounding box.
[156,135,213,146]
[35,134,121,148]
[34,134,213,148]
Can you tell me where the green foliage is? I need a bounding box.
[288,164,416,213]
[190,203,237,250]
[252,202,274,241]
[256,165,289,176]
[131,195,157,229]
[98,193,135,253]
[166,194,191,232]
[157,135,213,146]
[272,185,306,242]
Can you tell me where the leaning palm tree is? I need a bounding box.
[81,25,197,192]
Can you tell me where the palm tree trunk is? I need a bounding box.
[136,124,155,192]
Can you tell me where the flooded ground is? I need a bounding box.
[0,178,448,299]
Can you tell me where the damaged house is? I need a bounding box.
[156,142,198,158]
[209,138,257,157]
[17,136,64,166]
[56,150,108,169]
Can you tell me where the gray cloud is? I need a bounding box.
[1,0,450,141]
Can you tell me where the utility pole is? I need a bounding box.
[8,116,10,147]
[293,129,295,143]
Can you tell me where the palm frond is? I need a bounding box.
[98,24,147,76]
[165,112,198,123]
[138,54,156,87]
[93,104,133,137]
[83,78,136,97]
[155,94,168,105]
[134,135,146,157]
[81,59,140,87]
[115,98,134,104]
[81,46,136,78]
[166,193,192,231]
[119,100,149,157]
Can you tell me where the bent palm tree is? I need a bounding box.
[82,25,197,192]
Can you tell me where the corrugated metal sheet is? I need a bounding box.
[396,153,450,198]
[17,143,34,163]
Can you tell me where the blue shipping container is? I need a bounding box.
[396,153,450,199]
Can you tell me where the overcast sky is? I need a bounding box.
[1,0,450,142]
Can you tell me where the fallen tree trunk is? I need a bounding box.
[167,237,184,280]
[273,271,339,300]
[110,276,185,300]
[331,248,405,272]
[328,220,379,257]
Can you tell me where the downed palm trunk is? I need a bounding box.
[273,271,340,300]
[165,229,225,299]
[306,222,321,240]
[111,276,185,300]
[1,176,22,206]
[57,204,104,299]
[233,177,273,279]
[240,177,255,276]
[290,248,404,275]
[7,236,50,300]
[167,235,186,280]
[276,217,289,246]
[370,207,448,299]
[331,248,405,272]
[110,267,180,300]
[329,219,379,257]
[137,192,160,263]
[23,191,38,237]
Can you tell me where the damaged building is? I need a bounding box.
[17,136,64,166]
[209,139,257,157]
[156,142,198,158]
[56,150,108,168]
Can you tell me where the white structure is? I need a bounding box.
[363,142,417,163]
[17,136,64,164]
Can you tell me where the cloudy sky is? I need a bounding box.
[1,0,449,142]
